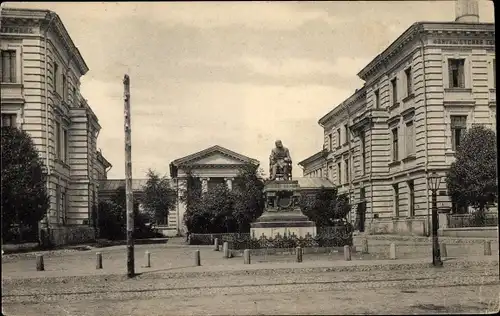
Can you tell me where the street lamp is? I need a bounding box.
[428,172,443,267]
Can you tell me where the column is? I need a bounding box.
[177,179,187,235]
[201,177,209,193]
[225,177,233,191]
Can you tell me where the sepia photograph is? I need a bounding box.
[0,0,498,315]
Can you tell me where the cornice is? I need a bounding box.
[297,149,328,167]
[1,8,89,76]
[318,86,367,127]
[179,163,252,169]
[357,21,495,82]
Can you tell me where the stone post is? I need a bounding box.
[244,249,251,264]
[438,208,451,230]
[144,251,151,268]
[440,243,447,258]
[214,238,220,251]
[36,254,44,271]
[361,239,369,254]
[389,243,396,260]
[96,252,103,269]
[296,247,303,263]
[344,245,351,261]
[223,242,229,258]
[194,250,201,266]
[484,240,492,256]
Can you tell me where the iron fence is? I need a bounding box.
[448,213,498,228]
[189,225,353,249]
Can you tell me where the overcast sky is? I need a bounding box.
[3,1,495,179]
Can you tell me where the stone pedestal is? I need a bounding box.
[250,180,316,238]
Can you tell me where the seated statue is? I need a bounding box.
[269,140,292,181]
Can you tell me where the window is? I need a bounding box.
[374,89,380,109]
[393,183,399,217]
[344,124,349,144]
[407,180,415,217]
[405,121,415,157]
[62,75,67,101]
[391,78,398,105]
[1,50,17,83]
[328,165,333,180]
[336,128,341,147]
[448,59,465,88]
[360,187,366,201]
[70,86,76,105]
[405,67,412,95]
[1,113,17,127]
[62,128,68,162]
[55,121,61,160]
[61,190,67,225]
[53,62,59,93]
[493,59,496,89]
[328,134,332,151]
[344,158,349,183]
[360,131,366,175]
[337,162,342,185]
[451,115,467,151]
[392,128,399,161]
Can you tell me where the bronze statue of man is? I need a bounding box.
[269,140,292,180]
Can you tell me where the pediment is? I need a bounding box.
[192,153,246,165]
[171,145,259,167]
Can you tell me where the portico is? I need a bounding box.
[168,145,260,236]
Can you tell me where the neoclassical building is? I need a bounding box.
[1,8,110,245]
[299,0,495,236]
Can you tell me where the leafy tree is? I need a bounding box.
[446,125,497,218]
[184,184,235,233]
[142,169,176,225]
[1,126,49,242]
[232,165,265,232]
[300,186,351,227]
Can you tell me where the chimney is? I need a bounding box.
[455,0,479,23]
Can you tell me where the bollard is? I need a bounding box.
[36,254,44,271]
[440,243,447,258]
[361,239,369,254]
[389,243,396,260]
[194,250,201,266]
[296,246,303,263]
[244,249,251,264]
[222,242,229,258]
[344,245,352,261]
[144,251,151,268]
[484,240,492,256]
[96,252,103,269]
[214,238,220,251]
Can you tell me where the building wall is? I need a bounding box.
[304,21,495,236]
[1,9,104,245]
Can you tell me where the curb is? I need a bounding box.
[353,235,498,244]
[3,258,497,286]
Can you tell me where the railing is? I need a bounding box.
[188,225,353,249]
[448,213,498,228]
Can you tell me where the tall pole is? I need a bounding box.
[124,74,135,277]
[431,191,443,267]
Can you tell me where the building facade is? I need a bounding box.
[1,8,109,245]
[299,1,495,236]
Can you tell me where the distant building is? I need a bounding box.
[1,8,111,245]
[298,0,495,236]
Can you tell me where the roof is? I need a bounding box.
[99,179,153,192]
[318,86,366,127]
[171,145,259,166]
[1,8,89,76]
[96,150,112,169]
[293,177,336,190]
[298,150,328,168]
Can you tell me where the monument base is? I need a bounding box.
[251,178,317,239]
